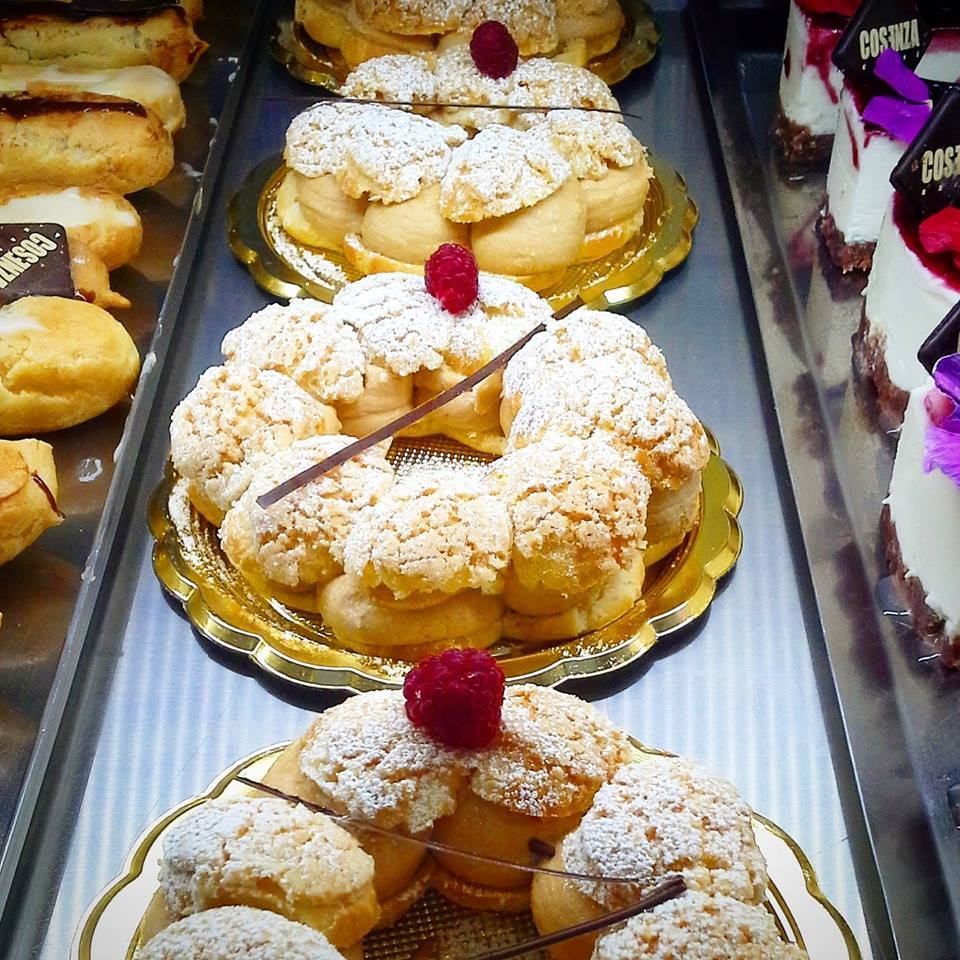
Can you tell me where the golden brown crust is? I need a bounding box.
[0,296,140,435]
[0,8,208,82]
[0,92,174,194]
[0,438,61,566]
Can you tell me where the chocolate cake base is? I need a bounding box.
[818,204,875,273]
[772,105,833,167]
[881,505,960,666]
[853,305,909,427]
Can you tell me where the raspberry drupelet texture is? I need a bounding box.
[403,648,506,749]
[470,21,520,80]
[424,243,481,314]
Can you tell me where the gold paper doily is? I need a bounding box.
[72,742,861,960]
[268,0,661,90]
[148,431,741,692]
[228,153,697,311]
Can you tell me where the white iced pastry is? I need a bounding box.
[778,0,845,140]
[886,380,960,643]
[863,197,960,397]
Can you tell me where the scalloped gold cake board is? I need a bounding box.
[228,153,697,311]
[149,430,741,692]
[73,742,860,960]
[269,0,661,90]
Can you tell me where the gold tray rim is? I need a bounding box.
[227,151,699,312]
[147,432,742,694]
[267,0,662,91]
[71,739,862,960]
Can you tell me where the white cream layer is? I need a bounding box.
[0,64,184,133]
[0,188,138,231]
[864,200,960,393]
[887,382,960,638]
[778,0,843,135]
[825,83,903,244]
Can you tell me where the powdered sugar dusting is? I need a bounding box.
[562,757,767,909]
[344,468,511,597]
[593,891,808,960]
[222,301,365,405]
[299,690,465,833]
[440,126,570,221]
[159,796,375,918]
[470,685,630,817]
[138,906,344,960]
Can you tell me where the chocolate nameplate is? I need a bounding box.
[0,223,74,306]
[891,86,960,215]
[919,299,960,374]
[833,0,933,78]
[917,0,960,28]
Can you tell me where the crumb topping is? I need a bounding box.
[221,436,394,588]
[139,906,345,960]
[592,891,808,960]
[487,434,650,592]
[531,111,640,180]
[159,797,374,919]
[285,102,466,204]
[299,690,465,833]
[507,357,709,487]
[354,0,469,34]
[340,53,438,105]
[470,685,630,817]
[460,0,558,50]
[502,308,669,406]
[344,468,511,597]
[512,58,619,115]
[563,757,767,909]
[440,126,570,221]
[221,300,365,405]
[330,273,472,375]
[169,365,336,517]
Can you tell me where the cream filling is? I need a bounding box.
[825,84,904,245]
[0,187,138,231]
[887,383,960,637]
[0,64,183,132]
[778,0,843,134]
[864,201,960,393]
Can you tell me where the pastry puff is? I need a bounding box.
[0,92,174,195]
[0,6,207,82]
[0,438,62,566]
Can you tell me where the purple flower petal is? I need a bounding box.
[874,48,929,103]
[933,353,960,404]
[863,95,932,143]
[924,421,960,485]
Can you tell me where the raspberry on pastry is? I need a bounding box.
[469,21,519,79]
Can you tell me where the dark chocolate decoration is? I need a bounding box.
[917,0,960,28]
[833,0,933,78]
[919,300,960,374]
[0,223,75,306]
[0,1,185,22]
[891,86,960,216]
[0,93,147,120]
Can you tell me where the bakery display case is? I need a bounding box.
[0,1,958,959]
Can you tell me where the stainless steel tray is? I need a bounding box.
[689,2,960,958]
[0,3,875,959]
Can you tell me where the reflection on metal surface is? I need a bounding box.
[73,741,859,960]
[268,0,661,91]
[148,431,741,692]
[227,153,698,311]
